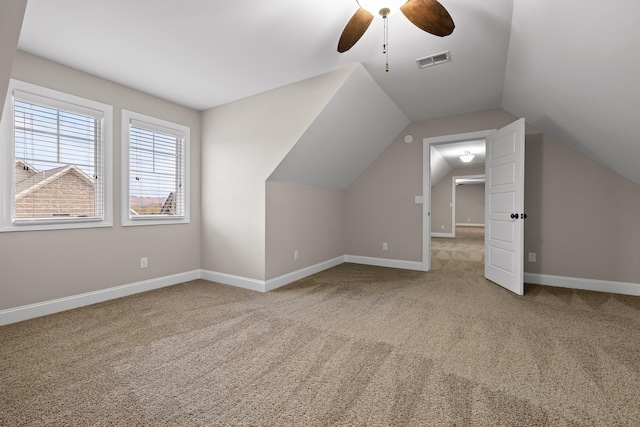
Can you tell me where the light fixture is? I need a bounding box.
[356,0,406,17]
[356,0,408,72]
[459,151,475,163]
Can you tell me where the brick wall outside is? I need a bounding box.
[15,170,96,218]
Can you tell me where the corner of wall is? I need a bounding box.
[200,65,361,281]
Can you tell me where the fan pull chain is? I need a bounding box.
[383,16,387,54]
[383,15,389,72]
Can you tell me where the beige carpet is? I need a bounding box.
[1,243,639,425]
[431,226,485,276]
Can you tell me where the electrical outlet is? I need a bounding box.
[383,242,388,251]
[294,250,299,260]
[140,257,148,268]
[441,225,445,230]
[528,252,536,263]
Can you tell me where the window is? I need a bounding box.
[122,110,189,226]
[0,80,112,232]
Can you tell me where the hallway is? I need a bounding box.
[431,226,484,276]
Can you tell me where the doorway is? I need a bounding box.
[421,120,526,294]
[421,129,494,272]
[431,147,487,275]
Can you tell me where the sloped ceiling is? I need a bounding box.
[14,0,640,185]
[430,139,485,186]
[502,0,640,186]
[268,64,410,189]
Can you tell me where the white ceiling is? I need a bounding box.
[432,140,486,170]
[429,139,484,187]
[16,0,640,186]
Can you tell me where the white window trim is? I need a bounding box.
[121,109,190,226]
[0,79,113,232]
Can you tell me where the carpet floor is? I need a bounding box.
[1,235,639,425]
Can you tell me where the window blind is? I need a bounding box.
[128,121,184,218]
[13,92,104,222]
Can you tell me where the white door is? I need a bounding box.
[484,119,525,295]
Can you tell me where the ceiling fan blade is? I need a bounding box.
[400,0,455,37]
[337,8,374,53]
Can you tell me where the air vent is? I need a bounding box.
[416,50,451,69]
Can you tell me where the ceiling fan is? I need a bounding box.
[337,0,455,56]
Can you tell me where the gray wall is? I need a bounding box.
[201,64,409,281]
[524,132,640,283]
[344,110,519,261]
[0,52,202,310]
[266,182,345,279]
[455,183,485,226]
[345,130,423,262]
[345,108,640,283]
[200,67,352,281]
[431,167,485,234]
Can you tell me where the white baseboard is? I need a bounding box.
[344,255,424,271]
[201,257,346,293]
[205,256,426,291]
[4,266,636,326]
[199,270,266,293]
[0,270,201,326]
[202,255,424,292]
[199,270,640,297]
[524,273,640,296]
[2,255,420,325]
[265,256,345,292]
[431,232,454,238]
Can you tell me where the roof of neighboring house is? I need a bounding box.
[15,161,95,199]
[15,159,40,175]
[160,192,175,214]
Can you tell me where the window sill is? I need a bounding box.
[1,218,113,233]
[122,216,190,227]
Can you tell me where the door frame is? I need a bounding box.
[422,130,496,271]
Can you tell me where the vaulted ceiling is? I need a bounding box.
[16,0,640,185]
